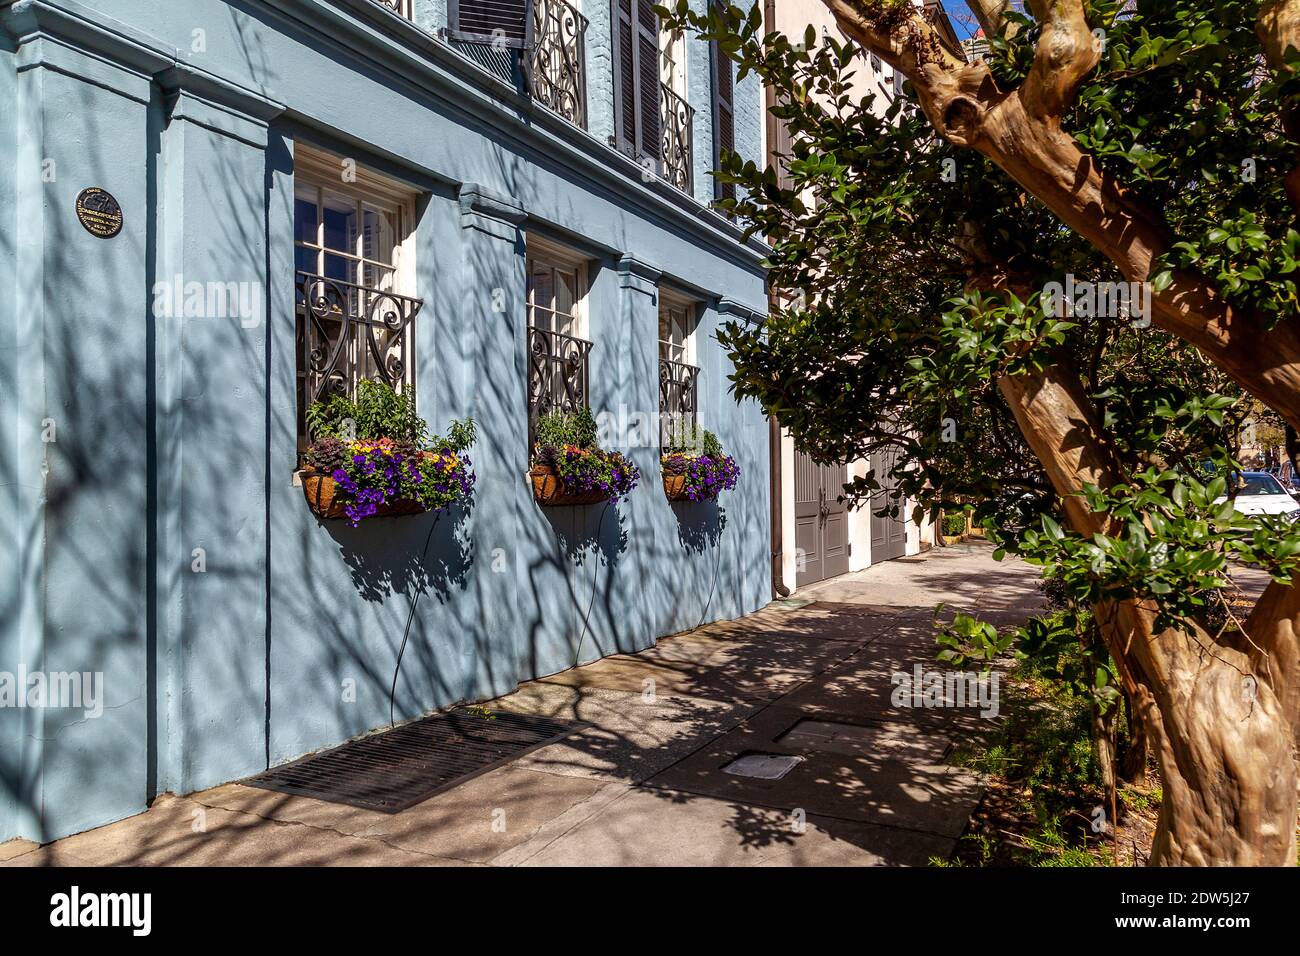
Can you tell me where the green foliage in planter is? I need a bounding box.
[306,379,427,444]
[942,512,967,536]
[663,420,723,458]
[535,406,599,451]
[533,407,639,501]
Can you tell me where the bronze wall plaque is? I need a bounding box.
[75,187,123,238]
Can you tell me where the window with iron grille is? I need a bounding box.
[658,295,698,446]
[527,236,592,444]
[293,145,420,451]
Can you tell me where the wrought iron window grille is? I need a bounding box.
[528,325,593,443]
[527,0,588,129]
[659,356,699,447]
[659,81,694,194]
[296,271,422,430]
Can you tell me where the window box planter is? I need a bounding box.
[530,463,614,507]
[529,409,640,507]
[301,466,433,520]
[301,381,476,527]
[659,428,740,503]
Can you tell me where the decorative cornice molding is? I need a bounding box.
[618,255,662,298]
[717,297,767,325]
[459,183,526,241]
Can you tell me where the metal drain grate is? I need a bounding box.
[245,708,587,813]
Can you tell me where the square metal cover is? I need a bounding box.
[721,753,805,780]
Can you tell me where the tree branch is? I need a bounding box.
[1021,0,1100,122]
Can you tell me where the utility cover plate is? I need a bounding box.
[721,753,805,780]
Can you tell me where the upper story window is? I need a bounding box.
[526,235,592,439]
[293,145,420,449]
[613,0,693,194]
[658,292,699,443]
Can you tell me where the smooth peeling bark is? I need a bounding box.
[1246,579,1300,743]
[997,362,1298,864]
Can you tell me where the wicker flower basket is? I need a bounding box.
[662,473,719,502]
[530,463,611,507]
[300,467,426,520]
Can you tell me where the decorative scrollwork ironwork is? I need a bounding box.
[660,82,694,194]
[370,0,413,17]
[659,357,699,446]
[529,325,593,442]
[527,0,588,129]
[295,271,421,414]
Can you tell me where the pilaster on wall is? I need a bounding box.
[457,182,531,696]
[0,5,163,841]
[152,65,283,796]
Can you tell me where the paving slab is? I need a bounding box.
[538,636,858,704]
[770,643,1006,737]
[645,705,983,839]
[200,765,608,865]
[513,786,954,866]
[486,683,759,783]
[9,540,1040,867]
[41,795,465,867]
[0,839,38,863]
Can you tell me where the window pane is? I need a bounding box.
[555,269,576,320]
[294,245,317,278]
[294,193,319,245]
[323,253,357,285]
[532,268,555,317]
[362,205,397,265]
[322,192,358,255]
[362,262,396,293]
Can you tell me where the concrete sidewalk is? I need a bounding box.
[2,541,1044,867]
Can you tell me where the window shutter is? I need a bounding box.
[635,0,661,163]
[612,0,661,165]
[710,24,735,202]
[449,0,533,49]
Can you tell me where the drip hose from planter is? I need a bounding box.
[572,500,613,669]
[390,511,442,729]
[693,512,725,632]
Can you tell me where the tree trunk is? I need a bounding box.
[1120,687,1149,787]
[998,364,1299,865]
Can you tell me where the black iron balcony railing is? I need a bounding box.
[295,271,421,427]
[528,325,593,442]
[371,0,413,18]
[659,356,699,446]
[527,0,588,129]
[660,82,694,195]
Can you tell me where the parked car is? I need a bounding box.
[1214,471,1300,519]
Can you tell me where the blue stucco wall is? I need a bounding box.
[0,0,768,843]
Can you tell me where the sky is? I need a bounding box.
[938,1,982,40]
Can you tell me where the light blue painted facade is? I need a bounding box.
[0,0,769,843]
